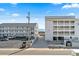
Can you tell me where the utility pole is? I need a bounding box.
[20,11,31,49]
[26,11,31,48]
[27,12,30,25]
[26,12,30,41]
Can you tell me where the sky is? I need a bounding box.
[0,3,79,29]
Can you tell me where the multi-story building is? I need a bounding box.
[39,31,45,36]
[0,23,38,40]
[45,16,79,47]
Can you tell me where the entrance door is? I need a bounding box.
[58,37,64,44]
[53,37,64,44]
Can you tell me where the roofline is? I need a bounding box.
[0,23,38,25]
[45,16,76,19]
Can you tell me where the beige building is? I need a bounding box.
[39,31,45,36]
[45,16,79,47]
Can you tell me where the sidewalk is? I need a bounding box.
[0,48,75,55]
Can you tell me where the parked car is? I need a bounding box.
[0,38,9,41]
[20,42,26,49]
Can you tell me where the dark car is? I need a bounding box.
[20,42,26,49]
[0,38,9,41]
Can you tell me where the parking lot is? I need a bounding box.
[0,40,23,48]
[0,36,79,49]
[0,36,48,48]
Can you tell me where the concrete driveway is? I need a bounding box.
[32,37,48,48]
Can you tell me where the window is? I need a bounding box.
[17,30,19,32]
[65,31,69,35]
[64,26,69,30]
[71,26,74,28]
[58,21,64,24]
[31,32,34,34]
[53,37,57,41]
[53,21,57,24]
[3,30,4,32]
[58,31,63,35]
[53,26,57,30]
[31,27,34,30]
[60,26,63,28]
[53,21,57,23]
[65,21,69,23]
[5,30,8,32]
[70,31,75,35]
[22,26,24,29]
[53,26,57,29]
[17,26,18,28]
[2,26,4,28]
[70,21,74,24]
[0,30,2,32]
[70,26,75,30]
[53,26,57,28]
[54,26,64,30]
[53,31,57,35]
[58,26,63,30]
[65,26,69,28]
[31,36,35,39]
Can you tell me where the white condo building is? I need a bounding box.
[0,23,38,40]
[45,16,79,47]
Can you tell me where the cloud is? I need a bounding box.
[62,3,79,9]
[10,19,16,22]
[0,19,16,23]
[10,3,18,7]
[46,11,52,14]
[68,13,75,16]
[31,18,39,23]
[34,18,39,21]
[0,8,5,12]
[11,13,20,17]
[52,3,62,5]
[0,22,2,24]
[2,19,16,23]
[10,3,17,5]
